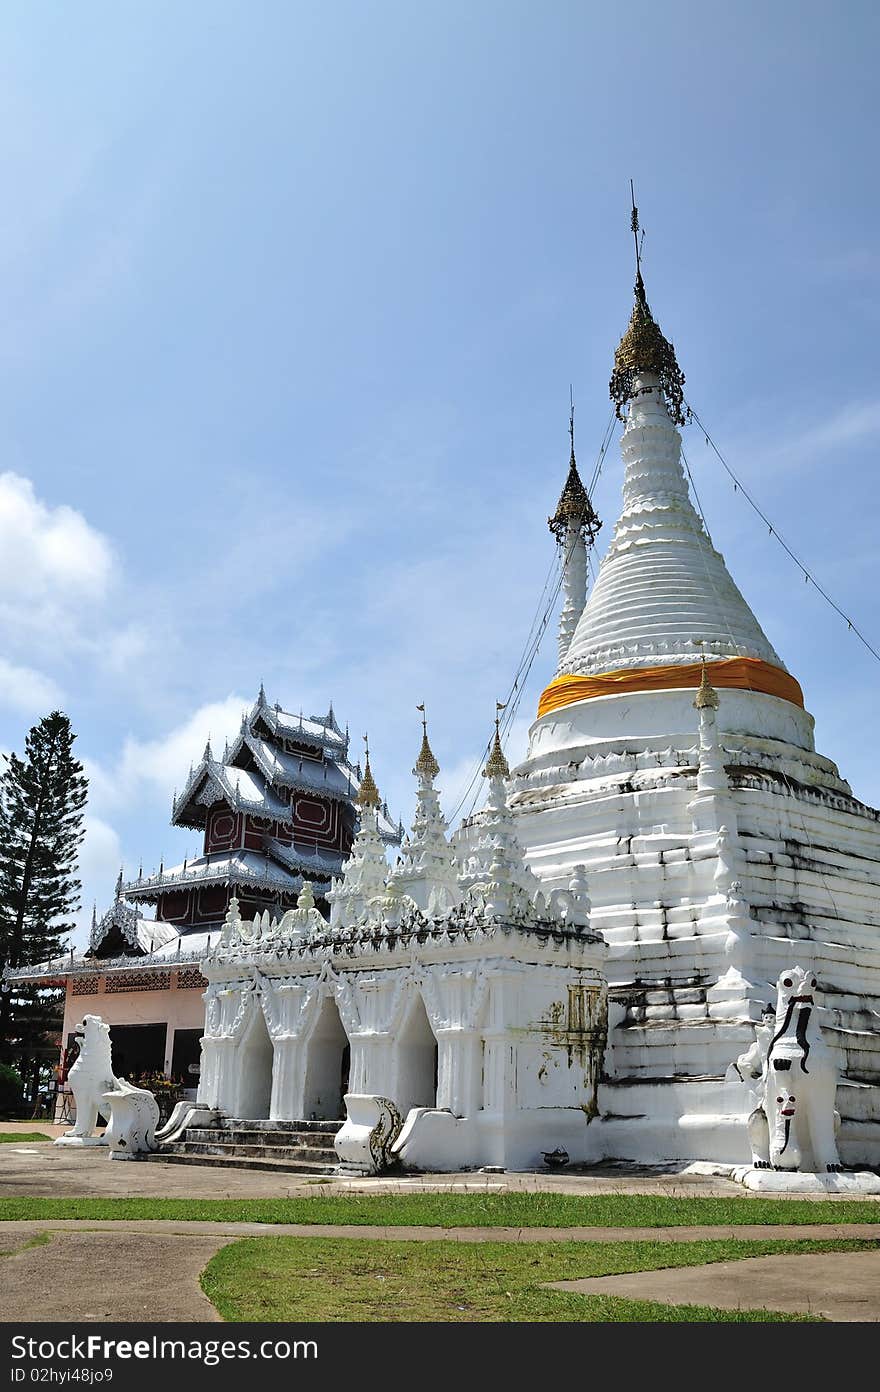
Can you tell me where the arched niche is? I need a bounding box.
[235,999,274,1120]
[302,992,350,1121]
[395,993,438,1116]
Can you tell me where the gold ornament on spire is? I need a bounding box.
[357,734,381,808]
[609,188,687,427]
[483,702,510,780]
[413,703,440,781]
[548,394,601,543]
[694,655,720,710]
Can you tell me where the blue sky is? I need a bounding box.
[1,2,878,946]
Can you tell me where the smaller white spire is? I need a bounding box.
[694,653,729,796]
[457,705,543,918]
[221,895,242,946]
[328,738,389,929]
[549,399,600,670]
[389,707,459,913]
[688,647,740,844]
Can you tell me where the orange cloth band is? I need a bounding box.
[538,657,804,718]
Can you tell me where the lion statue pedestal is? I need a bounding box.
[53,1014,160,1159]
[102,1078,160,1161]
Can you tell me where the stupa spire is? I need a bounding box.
[538,199,802,720]
[548,396,601,545]
[458,703,543,916]
[483,703,510,780]
[389,705,459,913]
[357,734,381,809]
[695,650,720,711]
[609,186,687,427]
[329,735,389,929]
[550,394,600,667]
[413,703,440,784]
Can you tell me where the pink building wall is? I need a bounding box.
[60,969,206,1077]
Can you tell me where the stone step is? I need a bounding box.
[186,1127,339,1149]
[178,1140,339,1163]
[147,1151,338,1175]
[221,1117,344,1133]
[148,1114,346,1174]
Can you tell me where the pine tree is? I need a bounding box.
[0,711,88,1103]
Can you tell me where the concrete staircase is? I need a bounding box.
[150,1117,344,1175]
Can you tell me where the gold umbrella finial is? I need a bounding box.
[414,703,440,781]
[693,640,720,710]
[483,702,510,780]
[610,184,687,426]
[357,732,381,808]
[548,389,601,543]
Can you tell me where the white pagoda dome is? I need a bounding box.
[561,371,788,678]
[509,247,880,1170]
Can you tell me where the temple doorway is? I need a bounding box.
[302,994,349,1120]
[396,994,438,1115]
[235,1003,274,1119]
[108,1023,167,1080]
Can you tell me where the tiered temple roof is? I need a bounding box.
[87,873,180,959]
[95,688,401,947]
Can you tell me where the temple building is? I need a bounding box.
[8,225,880,1172]
[11,692,400,1090]
[118,688,401,929]
[504,255,880,1165]
[189,719,607,1172]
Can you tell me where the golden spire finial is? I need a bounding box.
[630,179,645,290]
[548,389,601,543]
[414,702,440,781]
[610,184,687,427]
[482,702,510,780]
[693,645,720,710]
[357,733,381,808]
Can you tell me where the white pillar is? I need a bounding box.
[269,1037,306,1120]
[349,1034,393,1098]
[558,523,587,667]
[436,1028,483,1117]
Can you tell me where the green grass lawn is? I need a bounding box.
[0,1132,51,1144]
[1,1193,878,1226]
[201,1235,877,1322]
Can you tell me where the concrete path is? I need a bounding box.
[549,1248,880,1322]
[1,1218,877,1323]
[5,1141,877,1200]
[0,1227,228,1323]
[3,1217,880,1244]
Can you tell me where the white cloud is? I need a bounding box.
[86,694,251,816]
[712,398,880,483]
[0,473,116,661]
[0,472,114,603]
[0,657,63,716]
[787,401,880,458]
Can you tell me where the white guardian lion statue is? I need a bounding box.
[734,966,842,1174]
[55,1014,120,1147]
[54,1014,159,1158]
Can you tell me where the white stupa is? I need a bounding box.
[510,257,880,1166]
